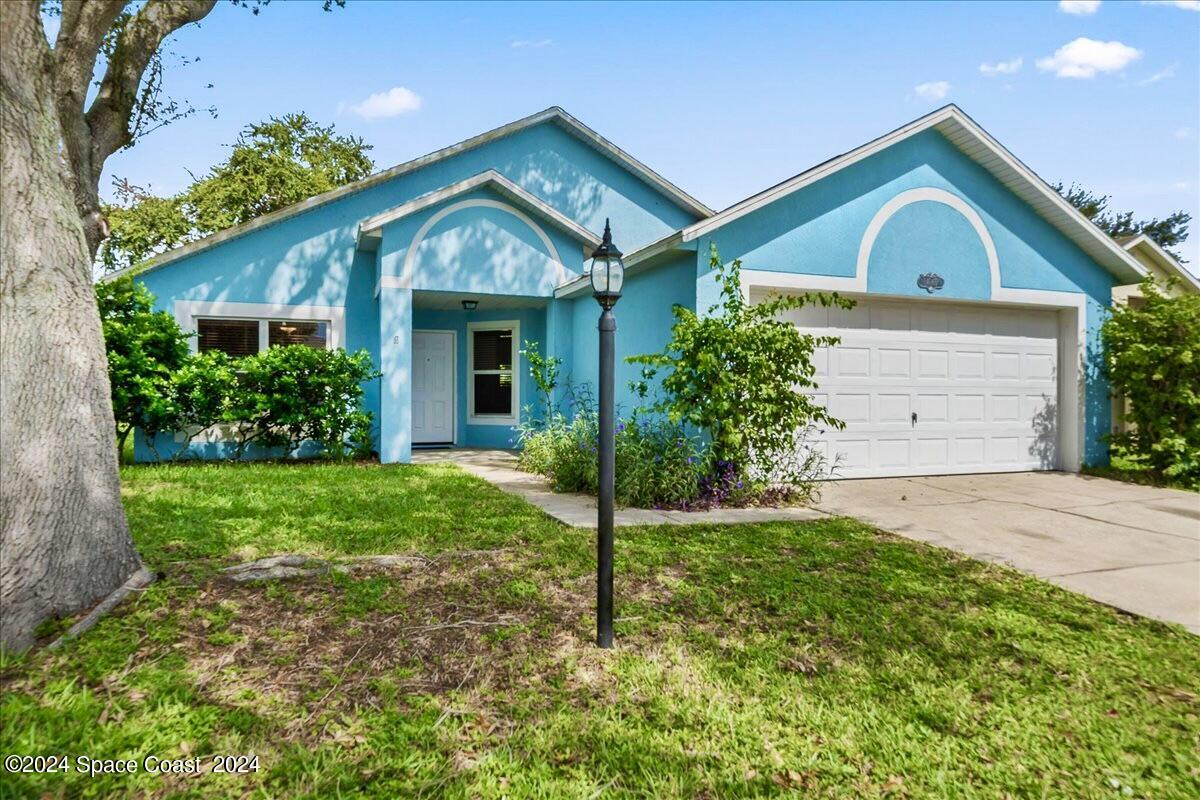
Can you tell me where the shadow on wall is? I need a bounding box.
[1030,393,1058,470]
[513,144,608,231]
[412,213,573,296]
[1083,336,1114,466]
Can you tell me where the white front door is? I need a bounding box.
[777,297,1060,478]
[412,330,455,445]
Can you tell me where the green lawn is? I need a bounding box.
[1082,450,1198,493]
[2,462,1197,799]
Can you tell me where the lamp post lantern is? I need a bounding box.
[589,219,623,649]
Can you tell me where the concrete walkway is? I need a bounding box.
[411,448,826,528]
[815,472,1200,633]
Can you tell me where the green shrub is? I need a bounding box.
[1101,281,1200,487]
[221,345,378,460]
[96,276,192,454]
[99,280,380,461]
[518,411,708,508]
[628,244,851,497]
[145,349,237,458]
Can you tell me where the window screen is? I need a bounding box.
[474,374,513,416]
[269,320,327,349]
[197,318,258,358]
[472,329,514,417]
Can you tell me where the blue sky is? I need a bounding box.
[100,0,1200,269]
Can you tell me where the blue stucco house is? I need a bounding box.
[123,104,1148,478]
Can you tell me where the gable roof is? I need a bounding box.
[357,170,601,250]
[1118,234,1200,291]
[631,104,1146,285]
[107,106,711,281]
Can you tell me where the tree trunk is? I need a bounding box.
[1,3,142,651]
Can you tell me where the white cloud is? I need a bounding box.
[511,38,553,48]
[1171,180,1191,191]
[1059,0,1101,13]
[1174,127,1195,140]
[980,57,1023,77]
[1141,1,1200,10]
[914,81,951,100]
[344,86,423,120]
[1137,63,1178,85]
[1036,38,1142,78]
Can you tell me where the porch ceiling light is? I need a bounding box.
[589,219,624,309]
[461,299,479,311]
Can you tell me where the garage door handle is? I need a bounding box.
[911,412,918,427]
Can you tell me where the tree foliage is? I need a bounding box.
[1101,281,1200,487]
[628,245,853,490]
[1054,182,1191,260]
[95,276,192,453]
[99,113,374,272]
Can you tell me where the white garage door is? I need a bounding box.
[777,296,1060,479]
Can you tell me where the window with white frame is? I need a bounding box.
[196,318,330,357]
[468,322,519,424]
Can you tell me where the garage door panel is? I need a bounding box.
[1024,352,1055,381]
[991,352,1021,379]
[954,350,986,378]
[833,393,871,423]
[916,438,949,466]
[785,297,1059,478]
[954,394,986,422]
[877,439,911,467]
[917,349,950,378]
[836,347,871,377]
[916,394,949,422]
[878,348,911,377]
[992,394,1021,422]
[877,394,911,422]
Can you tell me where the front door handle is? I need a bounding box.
[911,412,918,427]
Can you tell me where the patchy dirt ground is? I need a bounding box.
[128,549,687,751]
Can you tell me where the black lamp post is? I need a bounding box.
[589,219,623,649]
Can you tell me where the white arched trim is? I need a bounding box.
[382,198,570,290]
[856,187,1001,298]
[737,186,1092,473]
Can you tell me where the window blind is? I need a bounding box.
[197,319,258,358]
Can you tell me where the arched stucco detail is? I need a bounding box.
[401,198,568,287]
[856,187,1001,298]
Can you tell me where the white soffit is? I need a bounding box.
[1120,234,1200,291]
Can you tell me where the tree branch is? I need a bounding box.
[85,0,217,176]
[52,1,127,248]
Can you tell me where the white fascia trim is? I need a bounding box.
[110,107,709,282]
[466,319,521,426]
[358,170,601,248]
[1121,234,1200,291]
[554,230,688,299]
[550,106,713,219]
[174,300,346,353]
[678,104,1147,285]
[742,270,1088,472]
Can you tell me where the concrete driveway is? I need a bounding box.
[815,472,1200,633]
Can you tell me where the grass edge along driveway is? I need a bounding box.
[2,461,1197,799]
